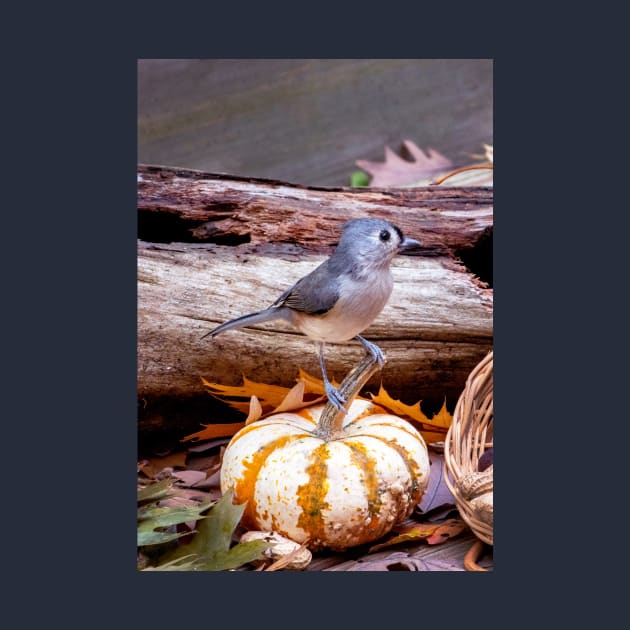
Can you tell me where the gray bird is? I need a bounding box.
[202,217,420,411]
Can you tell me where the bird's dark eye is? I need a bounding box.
[379,229,391,242]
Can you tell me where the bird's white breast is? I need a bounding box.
[291,271,393,342]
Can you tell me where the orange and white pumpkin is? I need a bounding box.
[220,399,430,550]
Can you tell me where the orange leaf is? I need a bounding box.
[193,371,451,445]
[369,385,431,422]
[187,372,327,442]
[425,399,453,429]
[200,375,290,410]
[201,371,328,420]
[369,387,452,442]
[181,422,246,443]
[296,369,328,395]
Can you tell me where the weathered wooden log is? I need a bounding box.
[137,165,493,445]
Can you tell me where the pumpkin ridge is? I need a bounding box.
[235,433,308,526]
[381,437,425,503]
[296,443,331,544]
[349,433,426,504]
[342,441,382,524]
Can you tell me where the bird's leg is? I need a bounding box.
[317,342,347,412]
[355,335,386,368]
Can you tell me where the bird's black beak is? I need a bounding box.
[398,237,421,253]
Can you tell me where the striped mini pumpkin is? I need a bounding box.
[220,398,430,550]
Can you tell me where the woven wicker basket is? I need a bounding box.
[444,350,493,546]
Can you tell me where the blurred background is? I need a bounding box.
[137,59,493,186]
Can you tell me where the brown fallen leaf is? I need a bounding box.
[139,451,188,478]
[244,395,263,425]
[271,381,308,414]
[171,470,208,487]
[356,140,453,187]
[185,452,222,472]
[159,487,213,510]
[178,468,221,490]
[195,464,221,489]
[368,518,467,552]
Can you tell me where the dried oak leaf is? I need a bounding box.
[186,371,451,445]
[184,372,327,442]
[368,518,468,552]
[170,470,208,487]
[201,374,291,412]
[139,451,187,479]
[182,421,247,443]
[369,386,452,444]
[356,140,453,187]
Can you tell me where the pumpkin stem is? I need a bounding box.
[315,353,382,440]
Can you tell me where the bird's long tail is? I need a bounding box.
[201,307,288,340]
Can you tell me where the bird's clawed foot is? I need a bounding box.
[355,335,386,368]
[317,342,348,413]
[324,380,348,412]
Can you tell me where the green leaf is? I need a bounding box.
[137,499,214,529]
[140,555,200,571]
[197,540,270,571]
[199,488,246,552]
[137,492,215,548]
[350,171,370,187]
[137,478,175,503]
[159,489,270,571]
[137,527,192,547]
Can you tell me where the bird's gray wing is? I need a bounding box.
[272,262,340,315]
